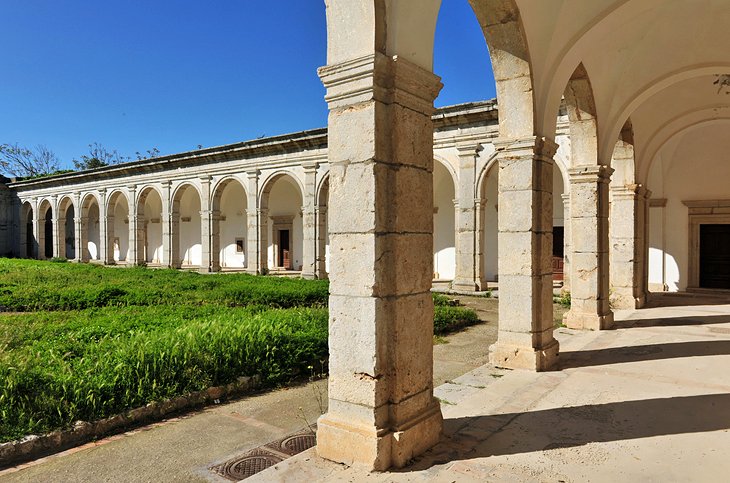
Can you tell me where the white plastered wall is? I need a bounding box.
[178,186,202,266]
[111,197,129,262]
[87,201,100,260]
[647,122,730,292]
[433,160,455,280]
[219,181,247,268]
[266,176,303,270]
[142,190,163,264]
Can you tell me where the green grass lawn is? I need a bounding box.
[0,259,478,443]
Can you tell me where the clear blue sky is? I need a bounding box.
[0,0,495,170]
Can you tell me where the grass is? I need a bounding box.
[0,259,480,443]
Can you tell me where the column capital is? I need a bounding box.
[455,141,482,158]
[199,175,213,184]
[610,183,644,199]
[246,169,260,179]
[494,136,558,160]
[561,193,571,203]
[302,162,319,173]
[568,165,614,184]
[318,52,442,114]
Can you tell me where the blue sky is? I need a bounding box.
[0,1,494,169]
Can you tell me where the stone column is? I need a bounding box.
[561,193,571,293]
[73,193,82,262]
[99,190,110,264]
[258,209,269,272]
[489,137,559,371]
[199,176,213,272]
[315,205,328,279]
[565,165,614,330]
[245,170,260,274]
[301,163,318,279]
[161,181,172,267]
[609,183,645,310]
[638,188,651,307]
[210,209,221,272]
[51,196,61,259]
[127,185,140,265]
[31,198,40,259]
[452,143,482,291]
[11,197,21,258]
[316,53,443,470]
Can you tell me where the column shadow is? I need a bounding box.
[403,393,730,471]
[612,313,730,329]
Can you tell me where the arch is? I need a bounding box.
[171,183,202,268]
[258,172,303,271]
[80,193,101,262]
[637,106,730,184]
[37,199,53,259]
[315,171,330,208]
[137,185,164,265]
[563,63,599,165]
[106,190,130,263]
[20,201,35,259]
[433,157,456,281]
[316,173,330,277]
[211,176,248,270]
[57,196,76,259]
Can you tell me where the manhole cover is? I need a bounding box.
[210,427,316,481]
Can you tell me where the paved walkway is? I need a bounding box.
[253,294,730,482]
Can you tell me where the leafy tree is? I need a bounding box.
[72,142,129,170]
[135,147,160,160]
[0,143,61,178]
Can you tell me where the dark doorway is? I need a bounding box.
[699,224,730,289]
[553,226,565,281]
[44,210,53,259]
[278,229,291,269]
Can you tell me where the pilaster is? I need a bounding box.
[51,195,60,259]
[199,176,213,272]
[161,181,172,267]
[316,53,444,470]
[561,193,571,293]
[452,143,483,291]
[245,170,260,274]
[31,198,40,259]
[489,136,559,371]
[301,163,318,279]
[127,185,140,265]
[73,193,82,262]
[99,190,110,264]
[315,205,328,279]
[565,165,614,330]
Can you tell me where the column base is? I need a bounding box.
[489,339,559,371]
[564,310,614,330]
[301,271,317,280]
[316,399,442,471]
[451,279,480,292]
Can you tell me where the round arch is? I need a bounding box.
[37,199,53,259]
[211,176,249,270]
[20,201,35,258]
[137,185,165,265]
[57,196,76,259]
[258,170,305,209]
[433,157,457,281]
[80,193,101,262]
[171,183,203,268]
[258,171,304,271]
[106,190,130,263]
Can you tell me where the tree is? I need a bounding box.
[72,142,129,170]
[135,147,160,160]
[0,143,62,178]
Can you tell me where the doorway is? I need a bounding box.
[278,229,291,269]
[699,224,730,289]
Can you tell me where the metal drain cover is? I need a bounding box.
[210,427,316,481]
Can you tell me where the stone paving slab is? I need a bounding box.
[250,301,730,482]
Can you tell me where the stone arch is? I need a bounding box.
[57,196,76,259]
[20,201,34,258]
[37,199,53,259]
[171,183,202,268]
[563,63,599,165]
[106,190,130,263]
[80,193,101,261]
[136,185,164,265]
[211,176,248,270]
[433,156,456,281]
[259,172,303,271]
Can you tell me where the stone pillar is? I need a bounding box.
[316,53,443,470]
[301,163,318,279]
[638,188,651,306]
[561,193,571,293]
[258,209,269,272]
[452,143,482,291]
[315,205,328,279]
[199,176,213,272]
[565,165,614,330]
[31,198,40,259]
[489,137,559,371]
[51,196,61,259]
[245,170,260,274]
[127,186,140,265]
[210,209,222,272]
[609,183,646,310]
[161,181,172,267]
[73,193,82,262]
[99,190,110,264]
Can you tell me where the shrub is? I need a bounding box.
[433,306,480,335]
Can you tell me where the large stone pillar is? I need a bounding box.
[258,209,269,272]
[51,196,61,259]
[609,183,646,310]
[315,205,328,279]
[638,188,651,306]
[199,176,213,272]
[565,165,614,330]
[161,181,172,267]
[73,194,82,262]
[245,170,260,274]
[489,137,559,371]
[210,209,222,272]
[125,186,138,265]
[316,53,443,470]
[561,193,571,293]
[301,163,318,279]
[99,190,110,264]
[452,143,483,291]
[31,198,40,259]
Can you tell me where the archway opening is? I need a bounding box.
[260,174,303,271]
[316,175,329,278]
[172,184,202,268]
[138,188,164,265]
[212,179,248,270]
[21,202,34,258]
[58,197,75,260]
[433,159,456,281]
[81,195,101,261]
[107,192,130,263]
